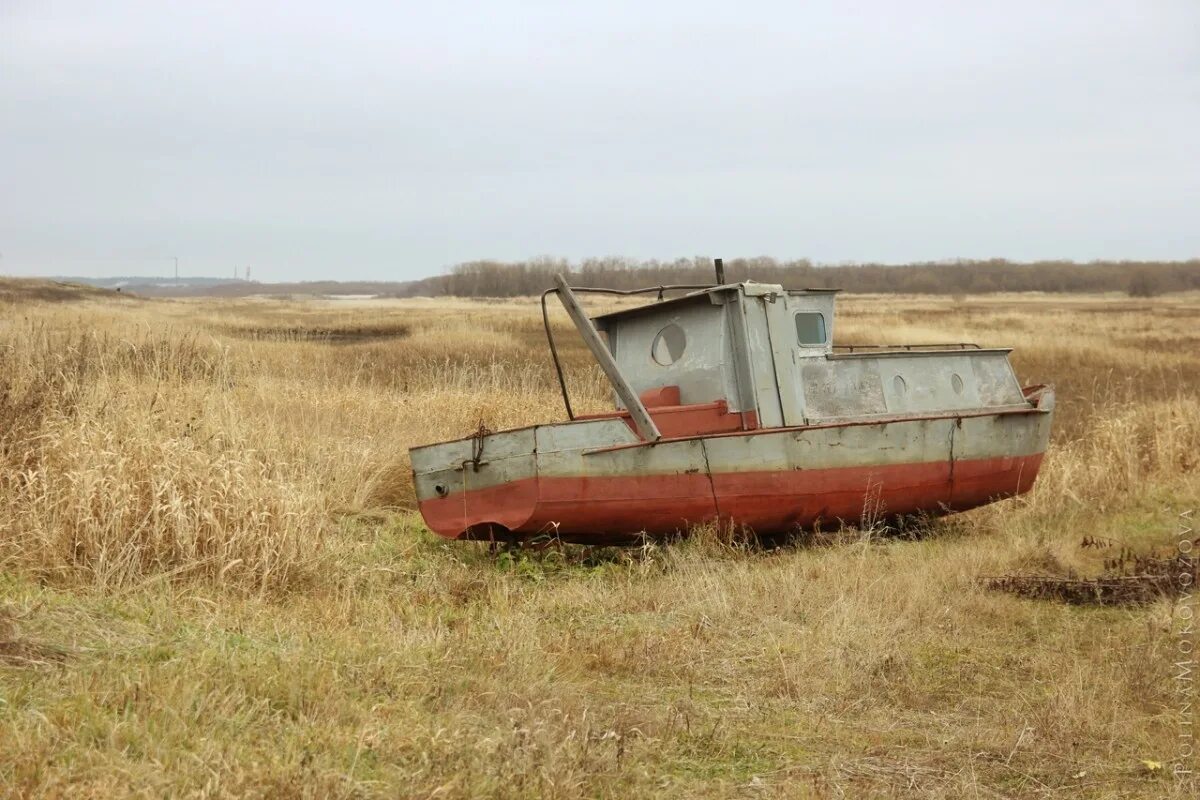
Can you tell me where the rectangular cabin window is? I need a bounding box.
[794,312,827,346]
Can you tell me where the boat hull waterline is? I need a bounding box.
[411,386,1053,544]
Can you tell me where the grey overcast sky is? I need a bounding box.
[2,1,1198,281]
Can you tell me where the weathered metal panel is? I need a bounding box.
[411,428,537,491]
[800,360,888,419]
[876,354,981,413]
[722,293,760,415]
[411,464,465,508]
[702,417,957,473]
[413,427,540,536]
[800,351,1030,421]
[759,294,807,426]
[739,298,785,428]
[783,292,836,358]
[972,353,1026,406]
[702,417,954,531]
[948,409,1052,509]
[411,427,535,475]
[885,354,973,413]
[530,436,717,535]
[540,435,709,480]
[535,419,638,454]
[605,296,738,407]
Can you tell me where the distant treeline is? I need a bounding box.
[406,257,1200,297]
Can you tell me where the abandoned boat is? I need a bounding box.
[410,272,1054,544]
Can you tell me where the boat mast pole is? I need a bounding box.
[553,274,662,443]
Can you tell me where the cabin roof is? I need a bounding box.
[590,281,840,325]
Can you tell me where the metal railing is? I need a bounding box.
[832,342,982,353]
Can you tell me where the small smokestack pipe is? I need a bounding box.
[714,257,726,285]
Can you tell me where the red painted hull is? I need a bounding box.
[417,452,1045,544]
[412,385,1056,544]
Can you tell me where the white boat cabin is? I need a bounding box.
[590,282,1029,428]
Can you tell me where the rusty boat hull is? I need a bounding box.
[410,385,1054,544]
[411,276,1056,545]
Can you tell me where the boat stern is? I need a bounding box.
[409,427,540,540]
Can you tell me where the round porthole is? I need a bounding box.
[893,375,907,395]
[651,323,686,366]
[951,373,964,394]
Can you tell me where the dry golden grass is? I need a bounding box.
[0,283,1197,798]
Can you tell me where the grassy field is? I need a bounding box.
[1,281,1198,798]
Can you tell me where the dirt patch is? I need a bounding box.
[982,571,1179,605]
[983,548,1197,606]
